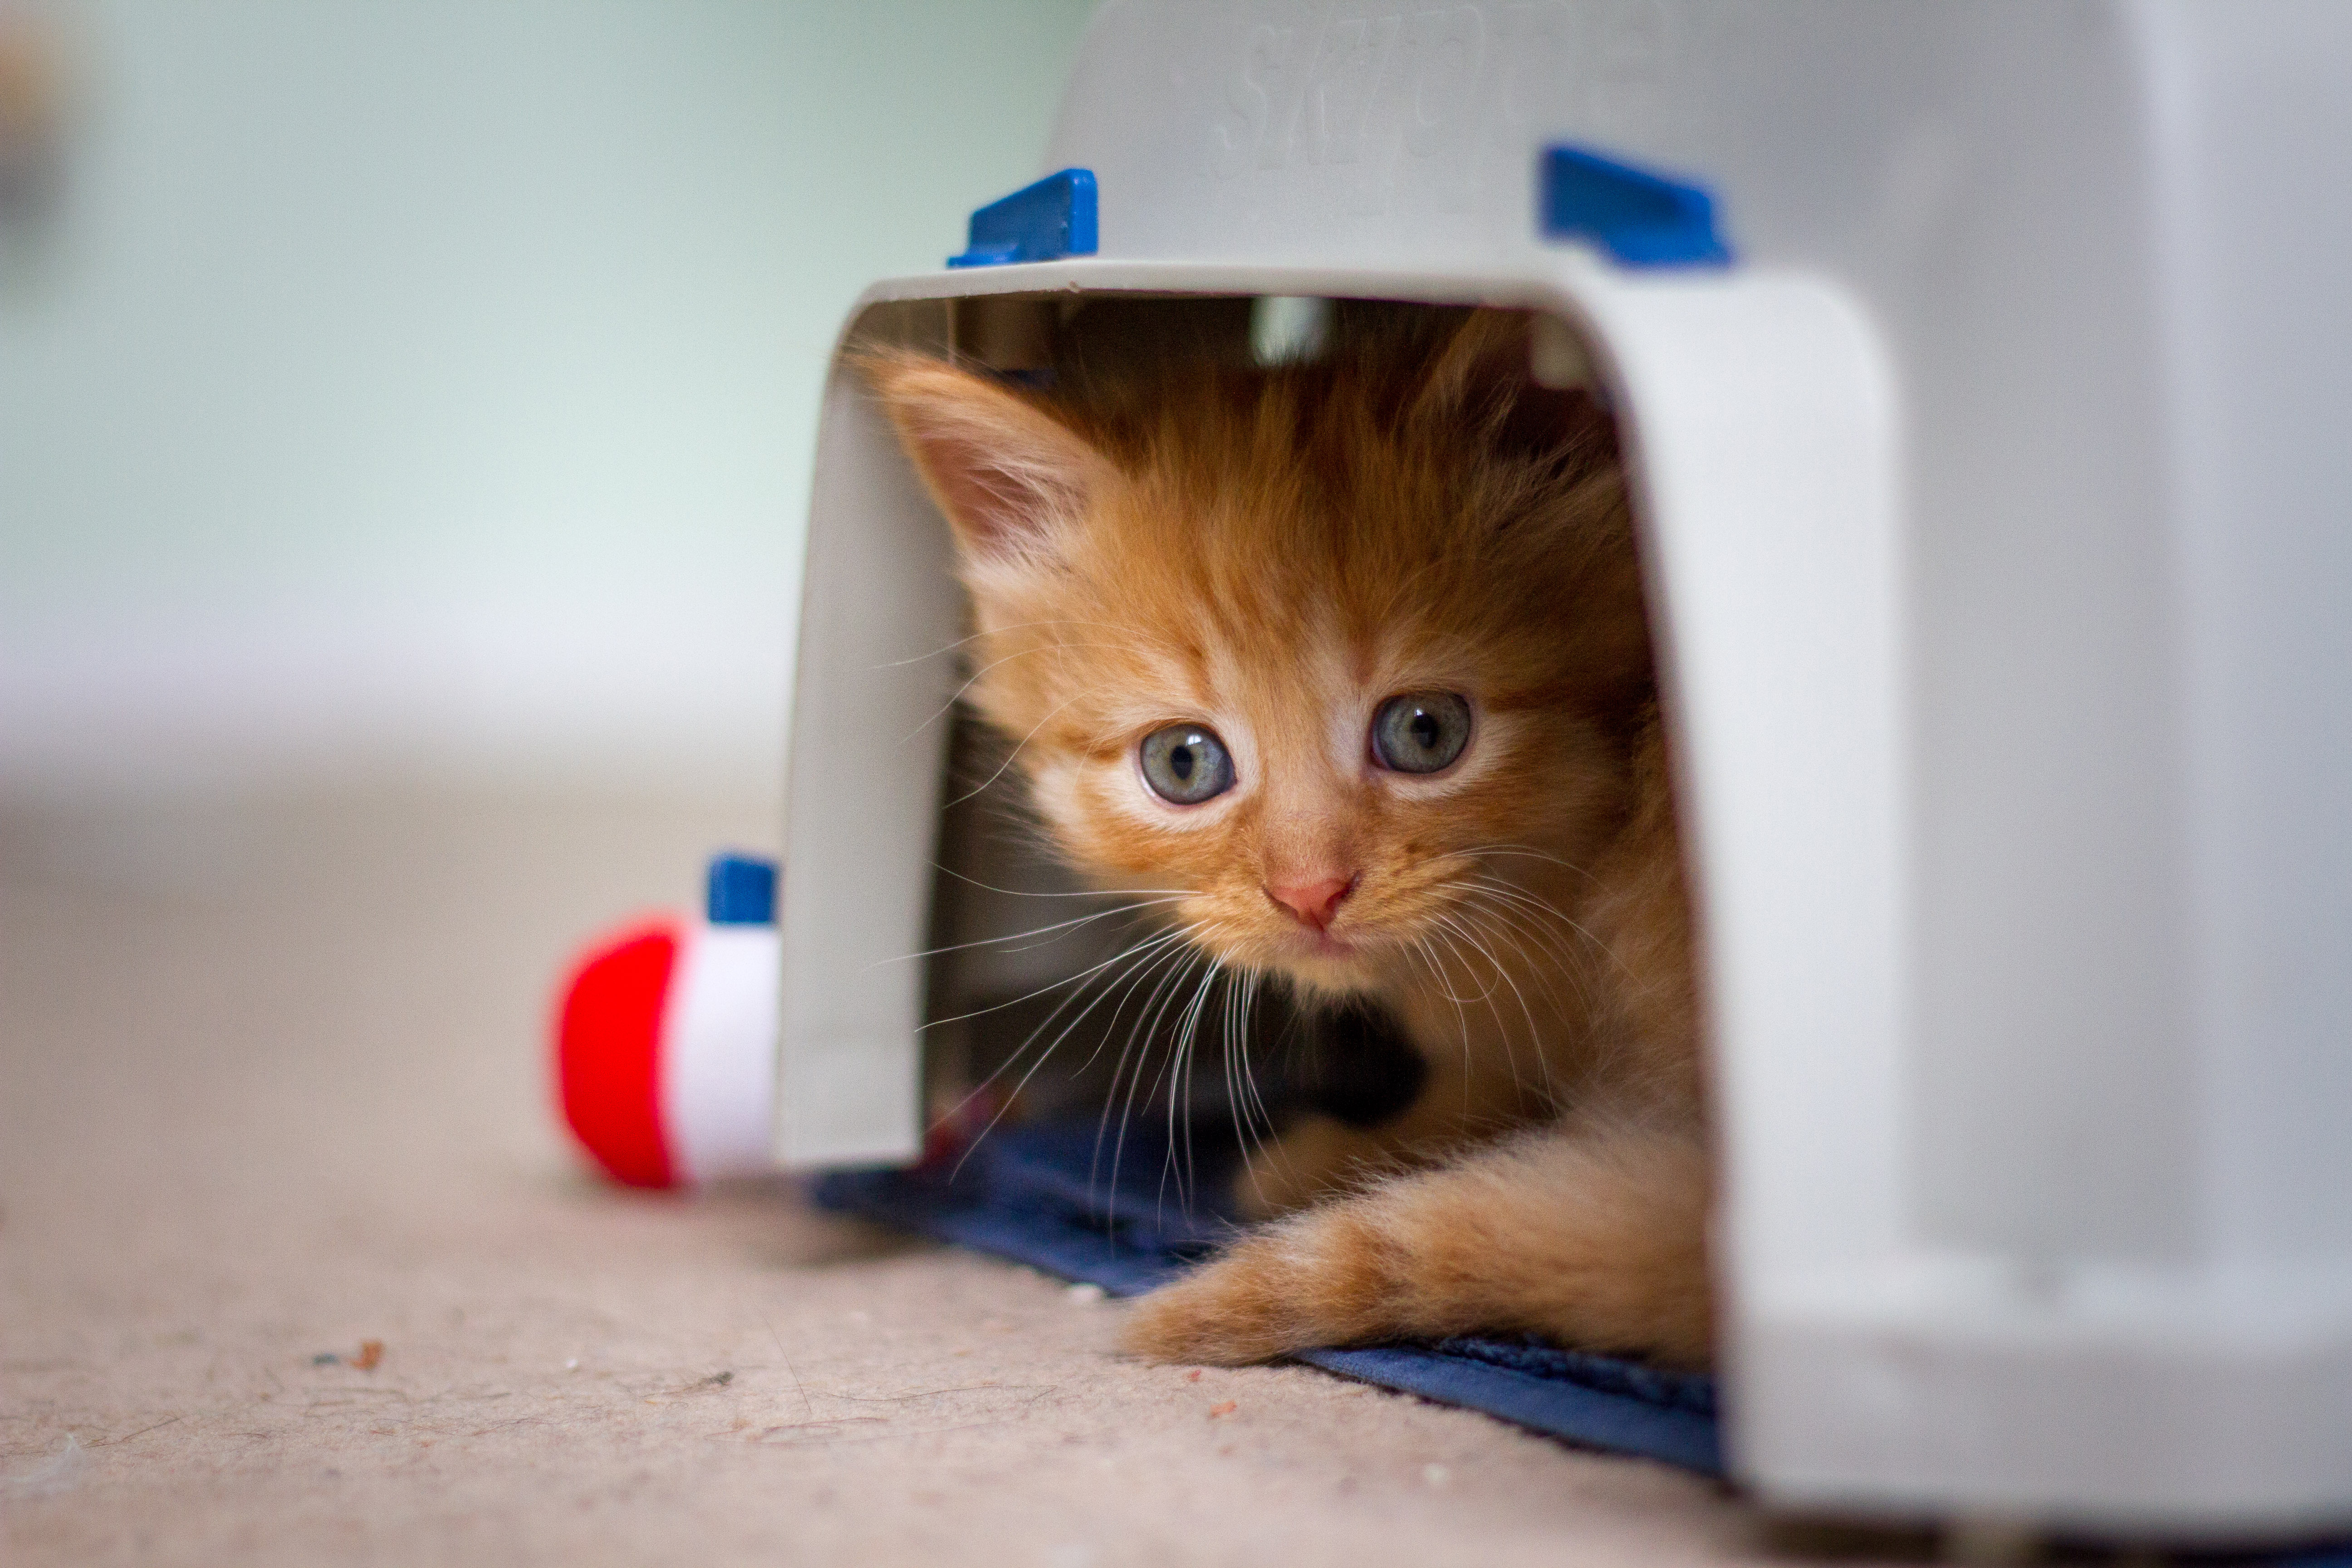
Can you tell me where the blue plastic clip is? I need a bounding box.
[705,853,778,926]
[947,168,1098,269]
[1540,146,1730,268]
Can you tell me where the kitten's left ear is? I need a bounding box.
[859,350,1111,565]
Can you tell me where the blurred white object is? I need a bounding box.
[663,915,782,1185]
[772,0,2352,1540]
[551,853,781,1188]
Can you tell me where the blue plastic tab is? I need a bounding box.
[1540,145,1730,267]
[705,853,777,926]
[947,167,1098,269]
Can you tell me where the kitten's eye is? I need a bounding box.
[1139,724,1235,805]
[1371,692,1473,774]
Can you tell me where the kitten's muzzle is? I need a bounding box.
[1264,873,1358,933]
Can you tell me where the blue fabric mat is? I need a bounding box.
[812,1119,1723,1475]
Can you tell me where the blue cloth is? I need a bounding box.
[812,1118,1722,1475]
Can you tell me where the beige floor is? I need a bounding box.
[1,791,1860,1567]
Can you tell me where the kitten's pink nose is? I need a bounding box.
[1265,875,1357,932]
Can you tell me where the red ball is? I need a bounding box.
[552,920,681,1189]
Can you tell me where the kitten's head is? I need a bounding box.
[865,311,1652,997]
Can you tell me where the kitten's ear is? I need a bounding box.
[1416,309,1537,414]
[1412,310,1606,462]
[859,350,1109,564]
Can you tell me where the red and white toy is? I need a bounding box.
[552,854,783,1188]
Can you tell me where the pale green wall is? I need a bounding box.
[0,0,1100,798]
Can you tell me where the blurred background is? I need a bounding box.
[1,16,1115,1539]
[0,0,1099,813]
[2,14,1159,1552]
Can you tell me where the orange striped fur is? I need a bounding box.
[863,311,1713,1368]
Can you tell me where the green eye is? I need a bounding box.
[1371,692,1473,774]
[1140,724,1235,805]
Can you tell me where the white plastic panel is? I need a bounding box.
[1573,274,1906,1293]
[2143,0,2352,1267]
[774,333,965,1169]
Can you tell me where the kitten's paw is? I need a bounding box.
[1119,1210,1392,1365]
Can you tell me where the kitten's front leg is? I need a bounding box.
[1230,1096,1496,1220]
[1232,1112,1413,1220]
[1233,995,1550,1221]
[1134,1117,1712,1368]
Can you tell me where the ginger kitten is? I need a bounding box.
[863,309,1713,1368]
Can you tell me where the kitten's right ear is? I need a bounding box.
[858,350,1108,564]
[1410,310,1611,468]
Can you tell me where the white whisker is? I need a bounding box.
[1442,903,1551,1108]
[876,896,1188,967]
[949,928,1198,1180]
[1460,872,1640,986]
[900,641,1144,745]
[1162,956,1225,1213]
[929,863,1191,900]
[918,923,1187,1035]
[1450,841,1603,889]
[874,617,1170,670]
[940,690,1088,811]
[1096,942,1208,1228]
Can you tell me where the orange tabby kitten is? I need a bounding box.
[864,309,1712,1368]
